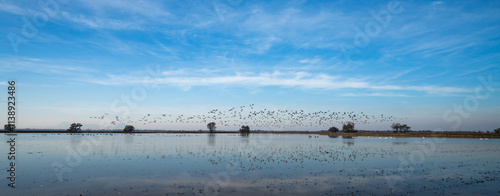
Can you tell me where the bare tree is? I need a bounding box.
[207,122,216,133]
[342,122,355,133]
[495,128,500,134]
[328,126,339,133]
[67,123,82,132]
[392,123,411,133]
[391,123,401,133]
[401,124,411,133]
[123,125,135,132]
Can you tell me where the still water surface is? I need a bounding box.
[1,133,499,195]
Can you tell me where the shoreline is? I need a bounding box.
[1,130,499,138]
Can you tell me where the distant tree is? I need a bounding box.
[207,122,216,133]
[240,125,250,133]
[392,123,411,133]
[391,123,401,133]
[328,126,339,133]
[342,122,355,133]
[67,123,82,132]
[495,128,500,134]
[123,125,135,132]
[4,124,15,132]
[401,124,411,133]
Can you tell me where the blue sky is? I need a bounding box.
[0,0,499,131]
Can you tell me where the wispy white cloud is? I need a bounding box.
[341,93,411,97]
[61,12,143,30]
[431,1,445,6]
[379,66,424,83]
[0,56,97,75]
[299,58,322,64]
[91,69,470,95]
[75,0,170,19]
[244,36,282,54]
[56,0,171,31]
[456,65,496,77]
[0,2,27,15]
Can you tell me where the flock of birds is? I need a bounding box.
[90,104,407,130]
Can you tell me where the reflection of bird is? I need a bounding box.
[90,104,402,130]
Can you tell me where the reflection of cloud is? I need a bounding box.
[87,173,389,195]
[70,134,83,147]
[341,93,410,97]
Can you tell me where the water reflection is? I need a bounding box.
[208,133,216,146]
[1,134,499,196]
[69,133,82,147]
[240,133,249,145]
[240,132,250,137]
[123,133,134,145]
[342,136,355,146]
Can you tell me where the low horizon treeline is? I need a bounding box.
[3,121,500,134]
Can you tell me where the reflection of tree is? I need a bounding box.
[124,133,134,146]
[208,133,215,146]
[392,142,409,145]
[240,134,249,145]
[342,136,354,146]
[328,135,339,138]
[240,132,249,137]
[70,133,82,147]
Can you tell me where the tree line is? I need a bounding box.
[3,122,495,134]
[328,122,412,133]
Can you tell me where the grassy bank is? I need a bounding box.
[318,132,500,138]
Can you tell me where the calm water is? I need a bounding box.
[1,133,499,195]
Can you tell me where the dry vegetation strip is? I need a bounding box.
[318,132,500,138]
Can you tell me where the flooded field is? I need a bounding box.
[1,133,499,195]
